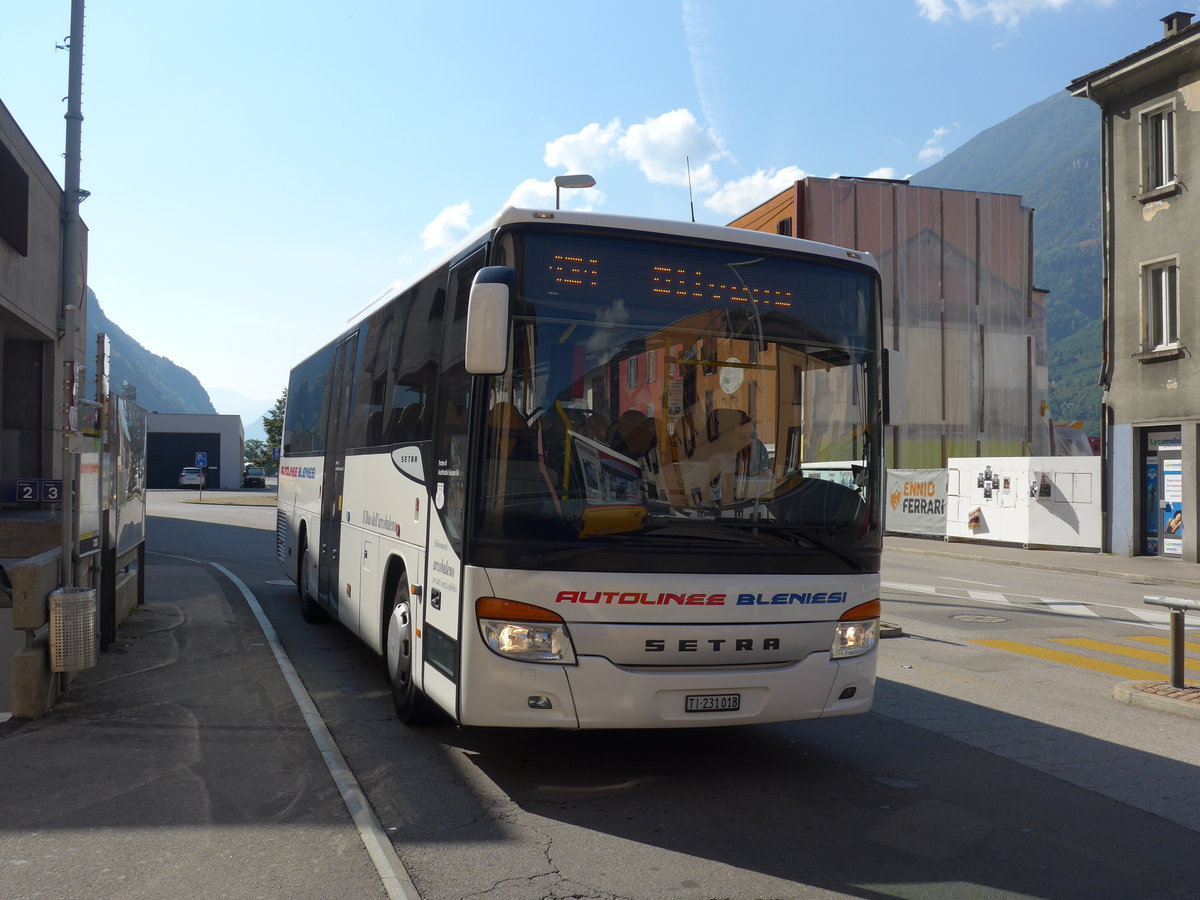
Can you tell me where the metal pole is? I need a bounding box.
[1170,609,1185,689]
[59,0,87,588]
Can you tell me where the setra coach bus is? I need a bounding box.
[276,207,902,728]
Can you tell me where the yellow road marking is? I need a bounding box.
[1127,635,1200,654]
[1050,637,1200,671]
[972,639,1165,681]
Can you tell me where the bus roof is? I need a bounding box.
[485,207,879,270]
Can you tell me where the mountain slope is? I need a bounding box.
[86,289,217,414]
[910,90,1102,434]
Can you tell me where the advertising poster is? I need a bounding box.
[77,400,103,557]
[886,469,948,536]
[1162,457,1183,558]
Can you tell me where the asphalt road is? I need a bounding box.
[145,492,1200,899]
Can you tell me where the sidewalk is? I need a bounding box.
[884,533,1200,721]
[0,553,391,900]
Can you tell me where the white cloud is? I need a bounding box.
[917,125,956,165]
[916,0,1112,30]
[420,201,472,251]
[866,167,901,180]
[544,119,623,174]
[505,178,556,209]
[703,165,808,216]
[504,178,604,211]
[618,109,720,190]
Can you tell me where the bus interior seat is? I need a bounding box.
[366,410,383,445]
[384,403,423,443]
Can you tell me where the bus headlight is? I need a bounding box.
[476,597,577,664]
[831,599,880,659]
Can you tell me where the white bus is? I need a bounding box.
[276,207,896,728]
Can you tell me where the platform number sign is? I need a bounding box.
[195,451,208,468]
[15,479,63,503]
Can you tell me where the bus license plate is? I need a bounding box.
[685,693,740,713]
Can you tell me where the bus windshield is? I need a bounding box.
[474,230,881,567]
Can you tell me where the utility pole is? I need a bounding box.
[59,0,86,587]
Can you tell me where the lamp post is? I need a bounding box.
[554,174,596,209]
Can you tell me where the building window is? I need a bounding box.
[1143,261,1179,351]
[646,350,657,383]
[776,217,792,236]
[1143,106,1176,192]
[627,355,638,388]
[0,140,30,257]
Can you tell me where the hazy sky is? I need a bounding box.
[0,0,1173,423]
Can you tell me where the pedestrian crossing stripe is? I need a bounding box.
[967,590,1011,604]
[1128,635,1200,653]
[1050,638,1200,673]
[973,639,1170,681]
[1039,600,1100,617]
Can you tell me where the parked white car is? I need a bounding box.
[178,466,205,489]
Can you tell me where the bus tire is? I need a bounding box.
[297,535,325,623]
[385,577,439,725]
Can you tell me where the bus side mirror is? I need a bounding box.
[884,348,907,425]
[465,266,515,375]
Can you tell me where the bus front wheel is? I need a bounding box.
[386,578,439,725]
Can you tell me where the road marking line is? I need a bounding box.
[973,639,1165,681]
[1128,608,1174,625]
[967,590,1013,605]
[882,581,937,594]
[210,562,420,900]
[1040,600,1100,617]
[1128,635,1200,653]
[1050,637,1200,672]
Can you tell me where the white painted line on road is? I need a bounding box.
[943,577,1005,587]
[967,590,1013,605]
[1040,600,1101,617]
[210,562,420,900]
[882,581,937,594]
[1129,608,1174,626]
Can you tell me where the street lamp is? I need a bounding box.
[554,173,596,209]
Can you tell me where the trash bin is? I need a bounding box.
[50,587,98,672]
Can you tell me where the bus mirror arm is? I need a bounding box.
[465,266,516,375]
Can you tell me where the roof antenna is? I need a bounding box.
[686,156,696,222]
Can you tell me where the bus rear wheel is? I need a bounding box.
[297,536,325,623]
[385,578,439,725]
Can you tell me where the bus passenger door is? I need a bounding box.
[422,247,487,714]
[319,331,359,608]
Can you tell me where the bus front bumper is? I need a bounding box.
[457,649,876,729]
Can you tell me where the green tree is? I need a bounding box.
[243,438,268,468]
[262,389,286,474]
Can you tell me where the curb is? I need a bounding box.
[1113,681,1200,721]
